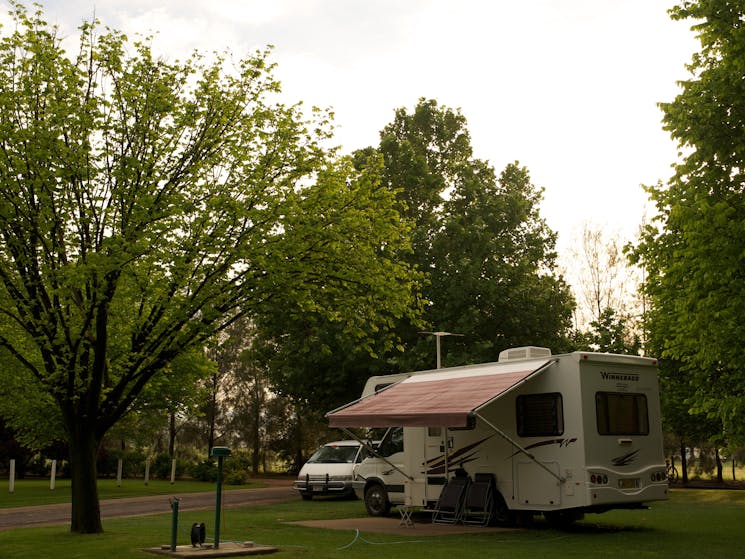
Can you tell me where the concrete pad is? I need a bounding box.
[143,542,278,557]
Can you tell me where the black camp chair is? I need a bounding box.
[462,473,495,526]
[432,476,470,524]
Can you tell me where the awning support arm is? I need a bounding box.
[474,412,565,484]
[339,427,414,481]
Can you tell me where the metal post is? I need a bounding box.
[214,455,223,549]
[210,447,231,550]
[170,497,180,552]
[418,331,464,369]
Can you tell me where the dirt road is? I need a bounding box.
[0,480,296,531]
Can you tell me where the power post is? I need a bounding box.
[210,447,231,550]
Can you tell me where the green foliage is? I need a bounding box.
[631,0,745,443]
[185,452,252,484]
[150,453,188,480]
[190,459,217,482]
[429,160,574,364]
[572,307,641,354]
[0,3,420,532]
[221,451,253,485]
[376,99,574,369]
[255,154,423,414]
[96,449,146,478]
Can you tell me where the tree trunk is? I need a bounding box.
[207,373,218,455]
[168,412,177,458]
[68,425,103,533]
[251,405,261,474]
[680,440,688,484]
[715,448,723,483]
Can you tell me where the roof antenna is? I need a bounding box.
[418,331,464,369]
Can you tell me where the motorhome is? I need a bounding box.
[326,347,668,525]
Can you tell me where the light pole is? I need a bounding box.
[419,331,464,368]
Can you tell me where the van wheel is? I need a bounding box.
[364,483,391,517]
[300,493,313,501]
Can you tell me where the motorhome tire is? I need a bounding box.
[492,491,516,526]
[300,493,312,501]
[364,483,391,516]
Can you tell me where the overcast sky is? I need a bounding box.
[6,1,700,254]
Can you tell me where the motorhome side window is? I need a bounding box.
[595,392,649,435]
[377,427,404,457]
[516,393,564,437]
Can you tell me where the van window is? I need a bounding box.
[516,393,564,437]
[596,392,649,435]
[307,444,361,464]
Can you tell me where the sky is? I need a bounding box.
[4,1,700,255]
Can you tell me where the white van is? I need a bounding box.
[327,347,668,525]
[293,440,366,500]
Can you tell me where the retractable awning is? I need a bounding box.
[327,358,554,429]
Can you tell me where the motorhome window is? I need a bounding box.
[516,393,564,437]
[595,392,649,435]
[374,382,393,392]
[377,427,404,457]
[428,427,442,437]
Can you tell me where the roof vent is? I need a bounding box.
[498,346,552,362]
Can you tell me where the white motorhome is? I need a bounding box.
[326,347,668,525]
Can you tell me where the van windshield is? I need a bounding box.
[307,445,360,464]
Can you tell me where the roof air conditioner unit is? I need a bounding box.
[498,346,552,362]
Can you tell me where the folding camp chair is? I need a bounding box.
[462,473,495,526]
[432,476,470,524]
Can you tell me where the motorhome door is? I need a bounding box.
[424,426,450,504]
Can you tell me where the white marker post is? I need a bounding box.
[116,458,123,487]
[50,459,57,490]
[8,459,15,494]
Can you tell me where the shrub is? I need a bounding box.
[191,459,217,482]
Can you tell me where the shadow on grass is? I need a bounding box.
[537,520,656,535]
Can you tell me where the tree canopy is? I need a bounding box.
[631,0,745,443]
[376,99,574,368]
[0,3,420,532]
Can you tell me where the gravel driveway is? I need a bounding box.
[0,480,296,531]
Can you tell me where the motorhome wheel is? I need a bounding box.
[492,491,516,526]
[364,483,391,516]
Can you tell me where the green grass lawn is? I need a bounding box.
[0,489,743,558]
[0,478,260,508]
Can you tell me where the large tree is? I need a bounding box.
[255,152,422,416]
[630,0,745,443]
[375,99,574,368]
[0,4,419,533]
